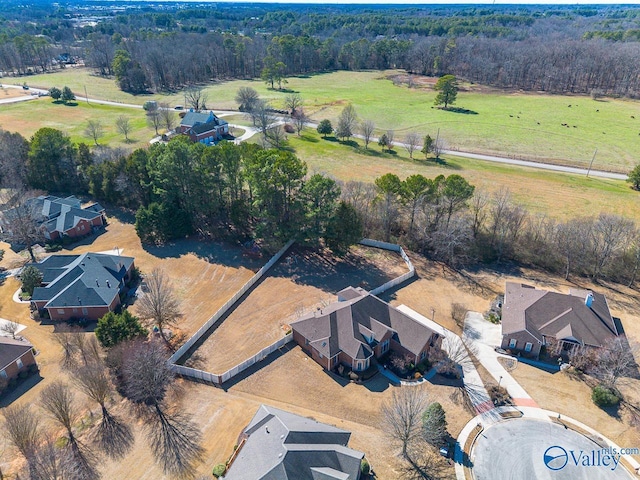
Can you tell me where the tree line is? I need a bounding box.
[1,3,640,97]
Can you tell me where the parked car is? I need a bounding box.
[22,85,29,90]
[174,105,184,110]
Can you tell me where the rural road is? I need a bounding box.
[1,83,629,181]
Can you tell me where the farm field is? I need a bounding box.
[192,245,408,373]
[289,129,640,222]
[0,97,151,149]
[11,68,640,172]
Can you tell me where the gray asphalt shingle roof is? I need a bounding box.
[43,204,102,234]
[30,253,134,309]
[180,111,228,129]
[292,286,437,360]
[225,405,363,480]
[0,337,33,371]
[502,282,619,347]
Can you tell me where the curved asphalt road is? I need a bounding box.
[473,418,634,480]
[1,83,629,180]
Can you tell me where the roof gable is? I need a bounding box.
[0,337,33,371]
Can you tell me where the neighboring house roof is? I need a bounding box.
[292,286,438,360]
[180,111,228,129]
[0,337,33,371]
[30,253,134,309]
[43,204,102,234]
[225,405,363,480]
[502,282,619,348]
[1,196,103,237]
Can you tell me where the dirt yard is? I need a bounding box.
[192,245,408,373]
[59,215,262,336]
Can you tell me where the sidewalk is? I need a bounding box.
[463,312,538,407]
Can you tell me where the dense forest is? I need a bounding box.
[1,2,640,96]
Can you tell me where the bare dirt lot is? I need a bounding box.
[192,245,408,373]
[60,215,263,336]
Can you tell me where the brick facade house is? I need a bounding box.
[291,287,442,373]
[178,111,229,145]
[29,252,135,322]
[501,282,620,359]
[0,337,37,386]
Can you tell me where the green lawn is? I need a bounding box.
[12,68,640,172]
[0,98,152,149]
[287,129,640,221]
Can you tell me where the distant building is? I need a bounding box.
[0,337,37,386]
[178,110,229,145]
[1,195,105,241]
[291,286,441,372]
[501,282,620,358]
[224,404,364,480]
[29,252,135,322]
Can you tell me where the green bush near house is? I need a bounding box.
[212,463,226,478]
[360,458,370,475]
[592,385,620,407]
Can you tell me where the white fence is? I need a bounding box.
[359,239,416,296]
[171,237,416,385]
[218,333,293,383]
[169,239,295,366]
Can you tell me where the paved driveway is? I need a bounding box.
[463,312,536,407]
[473,418,634,480]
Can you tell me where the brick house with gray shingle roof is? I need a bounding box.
[29,252,134,322]
[291,287,442,373]
[224,404,364,480]
[178,111,228,145]
[501,282,620,358]
[0,337,37,387]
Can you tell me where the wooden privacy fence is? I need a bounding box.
[170,238,414,385]
[358,239,415,296]
[168,239,295,366]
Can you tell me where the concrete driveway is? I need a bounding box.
[472,418,634,480]
[463,312,537,407]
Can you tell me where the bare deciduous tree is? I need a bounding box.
[115,116,132,142]
[404,132,421,159]
[158,103,177,132]
[360,120,375,149]
[593,337,639,388]
[184,86,208,112]
[292,108,308,136]
[136,269,182,346]
[84,120,104,146]
[235,86,260,113]
[3,404,41,476]
[0,193,46,262]
[147,110,162,136]
[0,319,20,339]
[589,214,634,282]
[382,387,430,459]
[284,93,303,116]
[75,363,134,459]
[385,129,395,152]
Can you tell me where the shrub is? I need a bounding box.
[592,385,620,407]
[212,464,226,478]
[488,385,513,406]
[486,313,500,324]
[20,265,43,296]
[348,371,359,381]
[284,123,295,133]
[95,310,148,348]
[360,458,370,475]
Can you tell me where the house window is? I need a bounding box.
[524,342,533,353]
[57,309,65,315]
[319,353,324,359]
[305,338,309,346]
[16,358,23,369]
[0,370,6,379]
[381,339,390,354]
[73,308,78,314]
[82,308,88,316]
[509,338,517,349]
[420,351,427,360]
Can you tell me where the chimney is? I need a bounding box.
[585,292,594,308]
[106,280,111,288]
[95,279,99,287]
[265,427,270,434]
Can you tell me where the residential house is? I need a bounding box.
[0,336,37,386]
[29,252,135,322]
[500,282,620,358]
[178,110,229,145]
[1,195,105,241]
[224,404,364,480]
[291,286,442,372]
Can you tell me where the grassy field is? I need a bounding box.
[0,97,152,148]
[11,68,640,172]
[288,128,640,221]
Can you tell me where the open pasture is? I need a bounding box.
[12,68,640,172]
